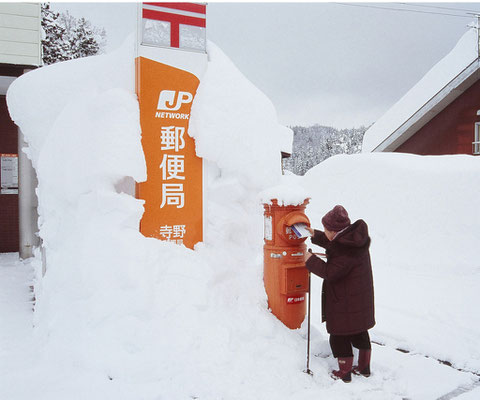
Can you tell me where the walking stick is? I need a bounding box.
[304,271,313,376]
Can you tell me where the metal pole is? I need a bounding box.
[18,128,39,259]
[304,271,313,375]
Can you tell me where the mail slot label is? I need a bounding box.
[286,296,305,305]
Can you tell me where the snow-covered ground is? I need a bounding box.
[2,36,480,399]
[302,153,480,399]
[3,151,480,399]
[0,253,35,376]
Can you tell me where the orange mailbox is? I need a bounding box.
[263,199,310,329]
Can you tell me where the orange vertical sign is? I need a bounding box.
[136,56,203,249]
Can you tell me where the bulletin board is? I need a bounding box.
[1,153,18,194]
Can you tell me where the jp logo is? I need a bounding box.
[157,90,193,111]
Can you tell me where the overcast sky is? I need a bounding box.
[52,2,480,129]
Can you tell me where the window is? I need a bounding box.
[473,122,480,155]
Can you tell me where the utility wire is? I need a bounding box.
[395,2,480,14]
[335,2,475,19]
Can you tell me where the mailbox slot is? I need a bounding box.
[281,264,308,295]
[283,212,310,227]
[277,211,311,245]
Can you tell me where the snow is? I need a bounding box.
[259,173,311,206]
[456,386,480,400]
[362,27,479,153]
[190,41,292,189]
[0,253,34,373]
[3,34,480,400]
[303,152,480,372]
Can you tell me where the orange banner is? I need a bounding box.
[136,56,203,249]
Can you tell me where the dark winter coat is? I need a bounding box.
[305,220,375,335]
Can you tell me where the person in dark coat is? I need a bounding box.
[305,205,375,383]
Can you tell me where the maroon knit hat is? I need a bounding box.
[322,205,351,232]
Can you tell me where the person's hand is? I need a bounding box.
[305,248,313,261]
[305,226,314,236]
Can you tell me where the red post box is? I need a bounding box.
[263,199,310,329]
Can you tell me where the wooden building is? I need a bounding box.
[0,3,41,255]
[363,26,480,156]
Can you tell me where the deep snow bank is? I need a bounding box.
[6,38,340,400]
[303,152,480,271]
[190,41,292,190]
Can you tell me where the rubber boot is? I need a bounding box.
[353,349,371,377]
[331,356,353,382]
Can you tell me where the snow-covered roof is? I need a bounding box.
[362,27,480,153]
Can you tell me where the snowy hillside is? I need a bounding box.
[3,35,480,400]
[284,124,366,175]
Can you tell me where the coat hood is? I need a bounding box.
[335,219,370,248]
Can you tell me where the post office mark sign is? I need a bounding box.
[136,57,203,249]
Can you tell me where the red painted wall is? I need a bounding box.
[0,95,19,253]
[396,78,480,155]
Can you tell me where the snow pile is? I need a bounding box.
[0,254,34,374]
[303,152,480,371]
[362,27,479,152]
[5,38,338,400]
[259,172,311,206]
[190,41,292,189]
[303,153,480,271]
[6,36,149,375]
